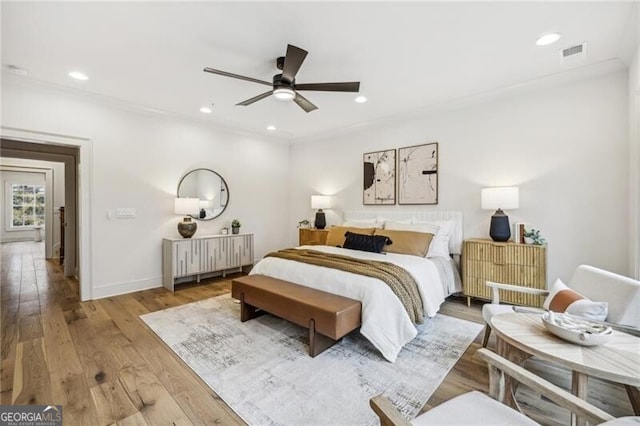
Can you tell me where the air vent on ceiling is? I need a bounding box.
[559,42,587,64]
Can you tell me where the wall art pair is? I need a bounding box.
[363,142,438,205]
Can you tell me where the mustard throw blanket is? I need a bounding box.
[264,248,424,324]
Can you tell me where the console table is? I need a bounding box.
[162,233,254,291]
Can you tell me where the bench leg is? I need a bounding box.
[239,294,264,322]
[309,319,338,357]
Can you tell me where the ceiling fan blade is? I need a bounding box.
[236,91,273,106]
[293,93,318,113]
[281,44,308,84]
[295,82,360,92]
[203,67,272,87]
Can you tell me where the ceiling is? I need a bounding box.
[1,2,637,140]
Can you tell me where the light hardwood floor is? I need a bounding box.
[1,241,634,425]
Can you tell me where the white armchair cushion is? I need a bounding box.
[411,391,538,425]
[543,278,608,321]
[482,303,513,325]
[569,265,640,328]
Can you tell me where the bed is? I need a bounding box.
[250,210,463,362]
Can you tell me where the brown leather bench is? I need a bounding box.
[231,274,362,357]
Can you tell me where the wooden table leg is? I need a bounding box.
[571,371,588,426]
[625,385,640,415]
[496,336,531,411]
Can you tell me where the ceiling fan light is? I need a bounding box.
[273,87,295,101]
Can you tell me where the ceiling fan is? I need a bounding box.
[203,44,360,113]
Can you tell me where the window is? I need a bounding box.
[11,184,45,228]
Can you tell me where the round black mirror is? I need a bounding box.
[177,168,229,221]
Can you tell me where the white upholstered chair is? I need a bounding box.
[370,348,620,425]
[481,265,640,347]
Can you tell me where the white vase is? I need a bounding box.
[524,237,535,244]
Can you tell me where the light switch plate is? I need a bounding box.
[115,208,136,219]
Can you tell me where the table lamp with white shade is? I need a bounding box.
[311,195,331,229]
[174,197,200,238]
[481,187,519,242]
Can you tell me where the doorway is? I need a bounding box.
[0,127,93,301]
[0,162,59,258]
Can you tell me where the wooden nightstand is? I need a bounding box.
[462,238,546,307]
[299,228,329,246]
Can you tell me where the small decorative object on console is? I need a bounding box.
[231,219,241,234]
[174,198,200,238]
[523,228,546,245]
[298,219,311,229]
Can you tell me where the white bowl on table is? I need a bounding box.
[541,312,612,346]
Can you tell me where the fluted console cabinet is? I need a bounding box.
[462,238,546,307]
[163,233,254,291]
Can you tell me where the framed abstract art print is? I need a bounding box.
[363,149,396,205]
[398,142,438,205]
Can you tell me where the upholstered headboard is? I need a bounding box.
[343,210,464,255]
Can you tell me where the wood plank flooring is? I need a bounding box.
[1,241,634,425]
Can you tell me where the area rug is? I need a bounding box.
[140,294,482,425]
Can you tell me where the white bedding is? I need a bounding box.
[249,245,452,362]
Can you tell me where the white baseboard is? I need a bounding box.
[1,237,36,243]
[91,277,162,299]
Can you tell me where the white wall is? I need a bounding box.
[290,71,629,284]
[1,76,291,298]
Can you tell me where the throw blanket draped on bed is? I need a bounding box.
[265,248,424,324]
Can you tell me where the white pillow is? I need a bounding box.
[543,278,608,321]
[342,219,383,229]
[382,221,441,257]
[412,220,454,259]
[382,219,413,229]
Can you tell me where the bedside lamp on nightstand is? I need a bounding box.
[481,187,519,242]
[311,195,331,230]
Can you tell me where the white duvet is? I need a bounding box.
[249,245,447,362]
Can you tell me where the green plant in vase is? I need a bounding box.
[298,219,310,229]
[231,219,241,234]
[523,228,546,245]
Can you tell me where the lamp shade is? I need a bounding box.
[174,198,200,215]
[481,187,519,210]
[311,195,331,209]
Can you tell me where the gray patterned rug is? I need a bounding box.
[140,294,482,425]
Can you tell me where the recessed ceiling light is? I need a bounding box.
[536,33,561,46]
[266,125,277,131]
[68,71,89,80]
[355,96,368,103]
[199,107,212,114]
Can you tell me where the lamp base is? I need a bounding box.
[315,210,326,230]
[178,217,197,238]
[489,209,511,242]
